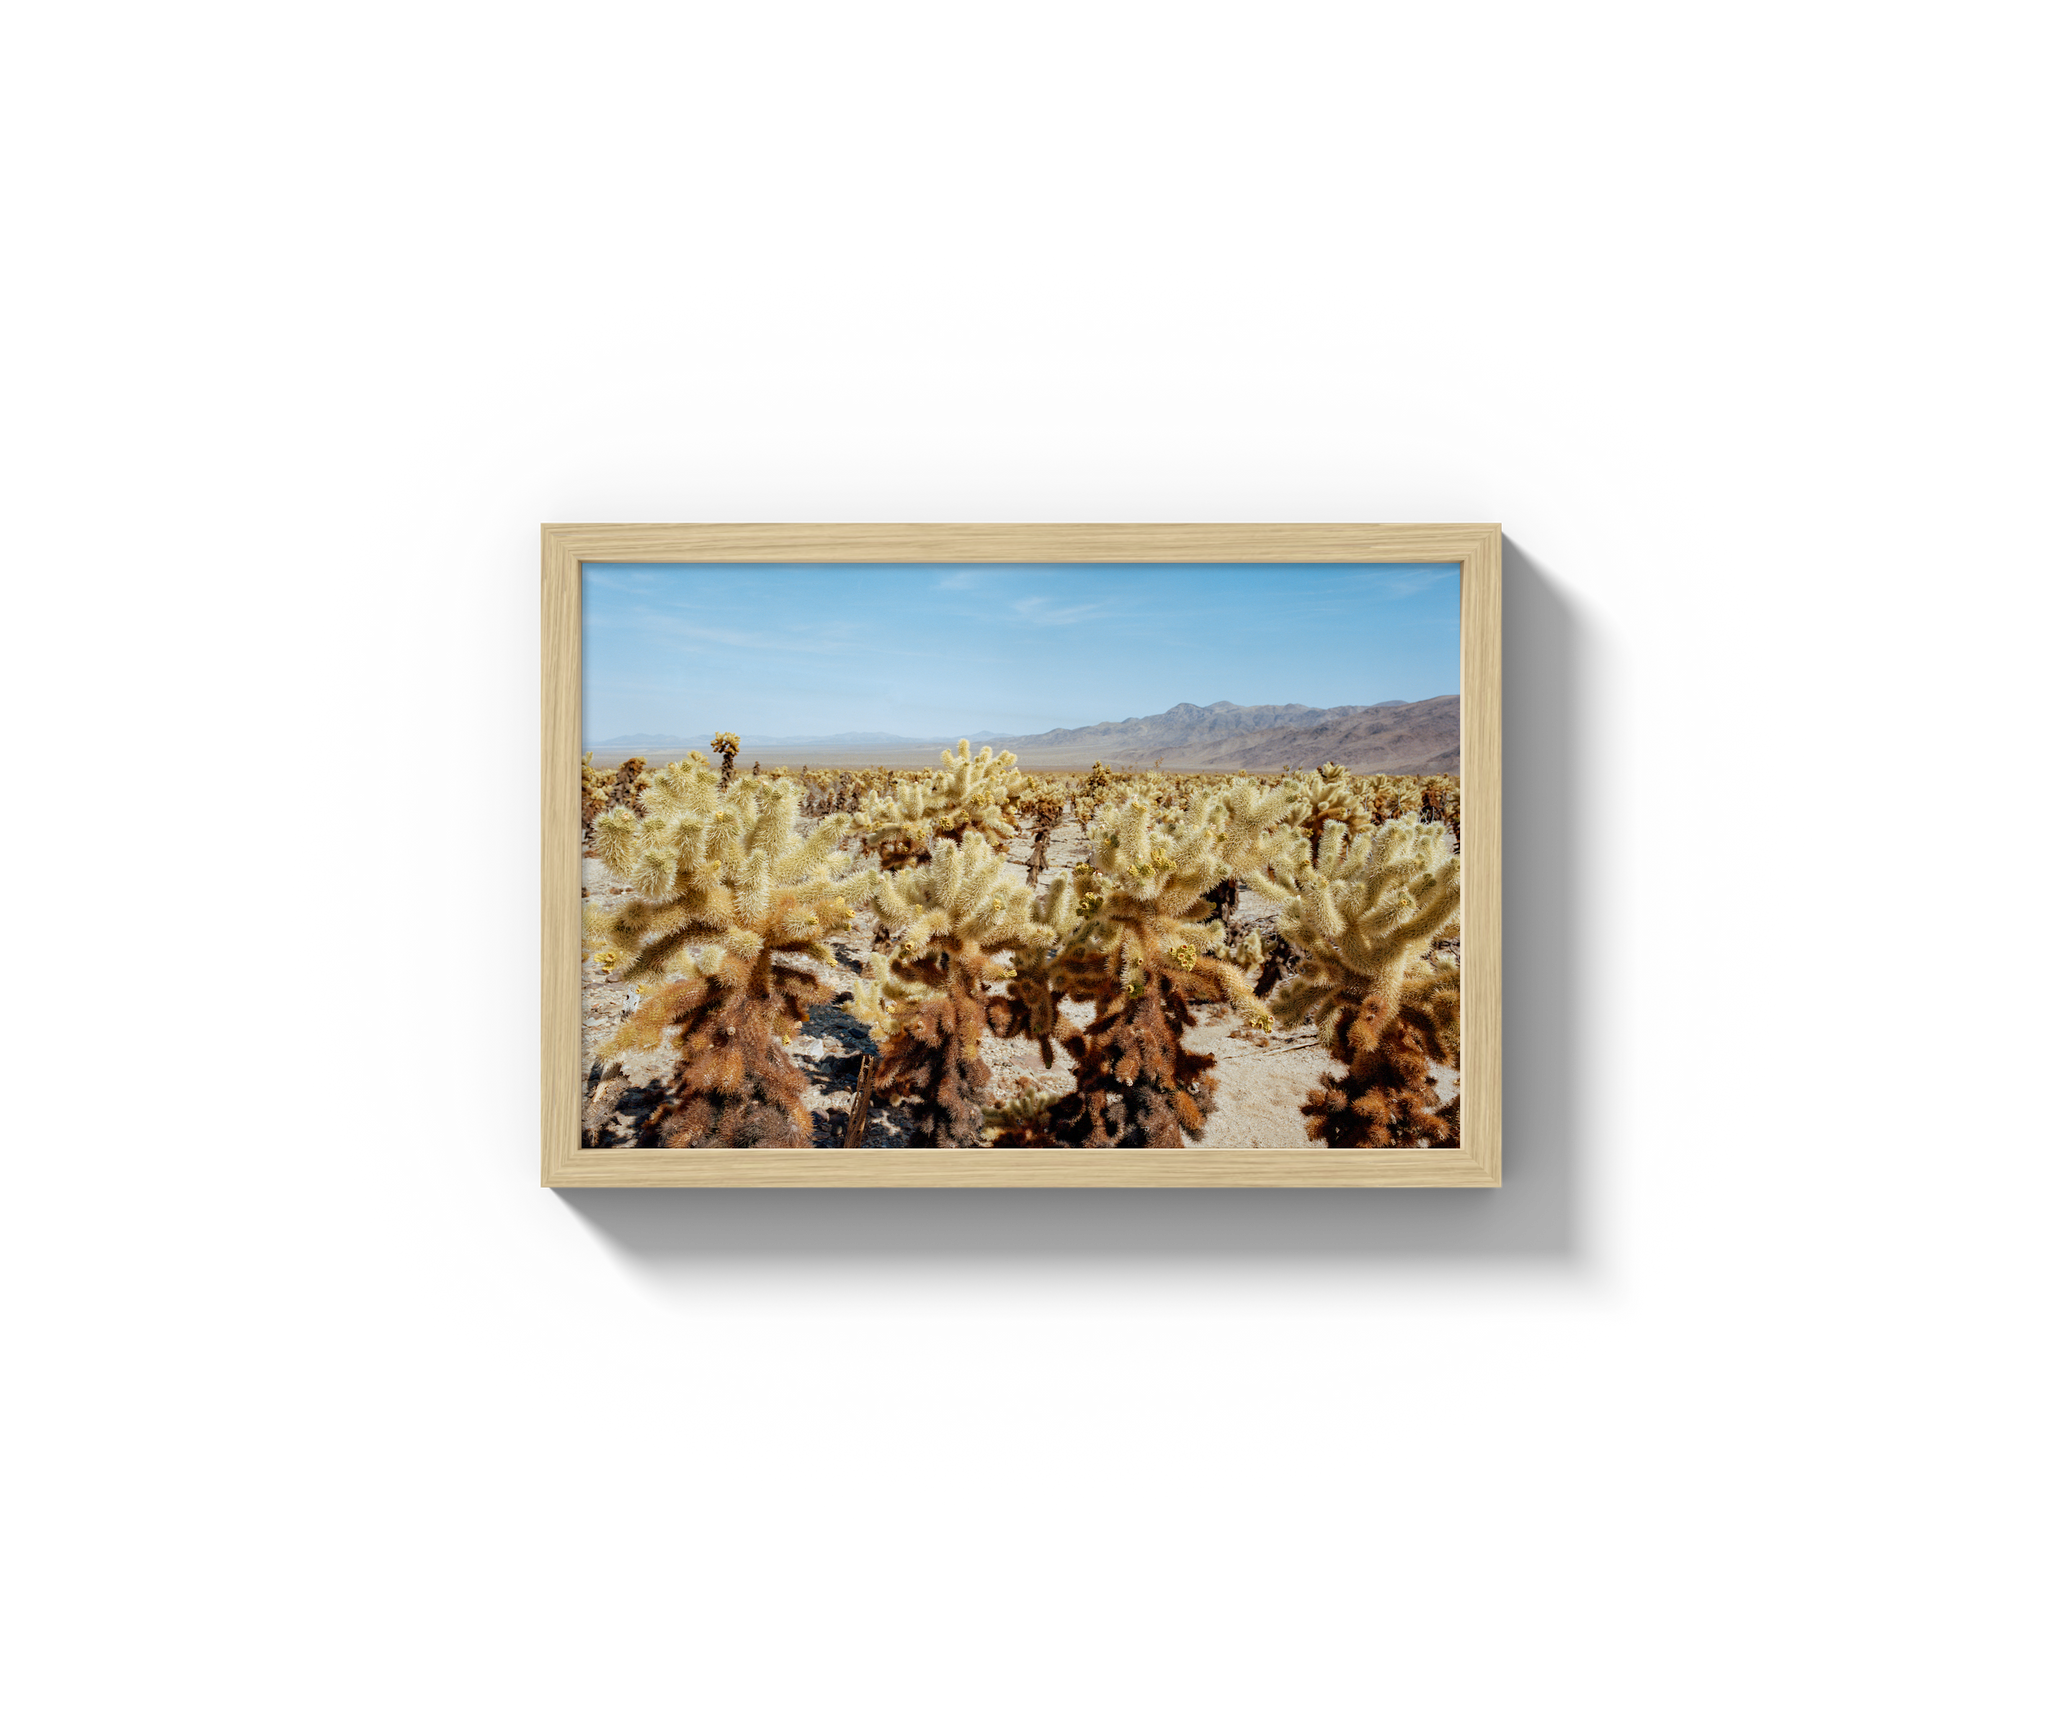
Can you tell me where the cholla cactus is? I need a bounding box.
[1071,758,1121,824]
[1006,781,1293,1149]
[848,832,1060,1148]
[580,753,614,837]
[934,739,1021,828]
[1255,814,1462,1148]
[1025,821,1052,886]
[608,755,648,813]
[584,757,874,1148]
[984,871,1081,1068]
[1014,778,1066,828]
[1364,773,1425,824]
[1291,762,1368,850]
[1252,935,1302,999]
[982,1088,1062,1149]
[1419,775,1461,843]
[1226,927,1263,967]
[849,788,937,872]
[852,741,1022,871]
[1219,923,1302,1005]
[711,731,740,789]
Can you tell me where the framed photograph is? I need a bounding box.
[543,525,1499,1187]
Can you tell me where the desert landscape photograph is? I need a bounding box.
[578,562,1462,1149]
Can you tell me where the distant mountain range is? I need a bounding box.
[589,697,1458,775]
[591,729,1007,750]
[986,698,1459,773]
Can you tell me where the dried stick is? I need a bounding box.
[843,1055,875,1150]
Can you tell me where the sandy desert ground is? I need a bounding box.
[580,814,1459,1150]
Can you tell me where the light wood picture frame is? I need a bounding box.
[543,524,1500,1187]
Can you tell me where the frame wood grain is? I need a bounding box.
[543,524,1500,1187]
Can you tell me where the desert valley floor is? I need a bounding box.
[580,813,1459,1149]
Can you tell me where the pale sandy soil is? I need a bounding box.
[580,818,1457,1149]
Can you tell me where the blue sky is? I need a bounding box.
[582,563,1459,741]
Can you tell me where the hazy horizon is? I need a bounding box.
[582,563,1459,745]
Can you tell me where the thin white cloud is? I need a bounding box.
[1355,567,1454,599]
[1011,595,1107,627]
[584,568,692,596]
[611,609,858,657]
[594,606,967,668]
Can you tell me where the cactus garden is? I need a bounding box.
[579,562,1463,1149]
